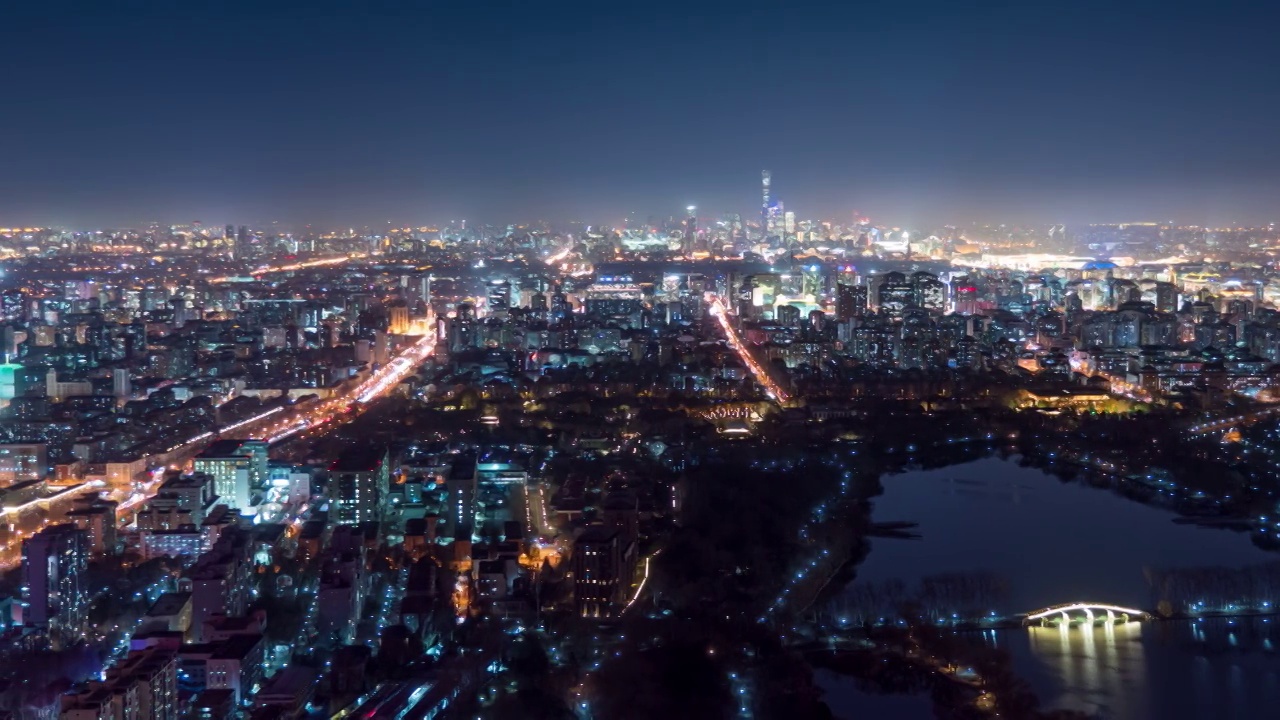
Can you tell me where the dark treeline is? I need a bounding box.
[823,572,1011,626]
[1147,561,1280,615]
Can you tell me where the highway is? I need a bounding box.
[208,253,365,283]
[707,294,791,404]
[0,321,437,570]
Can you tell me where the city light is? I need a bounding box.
[209,253,363,283]
[708,294,791,404]
[4,145,1280,720]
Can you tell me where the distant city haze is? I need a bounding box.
[4,1,1280,227]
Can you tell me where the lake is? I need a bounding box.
[823,457,1280,719]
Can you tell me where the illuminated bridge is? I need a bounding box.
[1022,602,1148,626]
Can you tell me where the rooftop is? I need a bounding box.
[197,439,252,460]
[329,445,385,473]
[146,592,192,618]
[576,525,620,545]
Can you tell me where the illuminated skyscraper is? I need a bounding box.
[235,225,250,259]
[766,203,784,237]
[800,264,824,297]
[876,271,914,320]
[761,170,771,235]
[684,205,697,255]
[836,283,868,321]
[487,279,512,314]
[911,272,947,314]
[22,524,89,647]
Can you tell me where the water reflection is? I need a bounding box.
[1000,618,1280,720]
[845,459,1280,719]
[1021,621,1146,717]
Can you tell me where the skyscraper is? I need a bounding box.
[328,446,390,525]
[836,283,869,321]
[761,170,771,235]
[684,205,697,255]
[487,279,512,314]
[22,524,90,646]
[235,225,250,259]
[876,271,914,321]
[911,271,948,315]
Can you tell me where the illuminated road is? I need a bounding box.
[1187,405,1280,438]
[707,294,791,404]
[98,320,436,538]
[544,243,574,266]
[0,481,110,570]
[236,324,437,449]
[1065,357,1154,403]
[209,253,364,283]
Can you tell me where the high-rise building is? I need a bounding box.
[954,281,981,315]
[60,647,178,720]
[911,272,947,314]
[766,203,784,237]
[140,471,220,529]
[550,290,571,323]
[775,304,801,327]
[0,443,47,485]
[529,291,548,314]
[683,206,698,255]
[235,226,250,259]
[387,302,410,334]
[0,290,25,323]
[180,528,254,643]
[1153,281,1180,314]
[0,363,21,400]
[761,170,771,235]
[112,367,132,401]
[328,447,390,525]
[836,283,869,321]
[486,280,511,315]
[572,525,635,619]
[448,303,478,353]
[194,439,266,510]
[800,264,824,297]
[66,497,119,555]
[876,271,914,321]
[22,524,90,645]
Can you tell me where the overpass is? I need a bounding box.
[1022,602,1148,626]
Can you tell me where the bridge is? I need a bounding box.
[1023,602,1148,627]
[1186,405,1280,439]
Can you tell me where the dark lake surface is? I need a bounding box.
[822,457,1280,719]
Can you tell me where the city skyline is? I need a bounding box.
[4,2,1280,718]
[5,1,1280,227]
[3,176,1280,718]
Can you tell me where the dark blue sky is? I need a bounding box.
[3,0,1279,228]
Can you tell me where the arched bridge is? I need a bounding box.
[1023,602,1148,626]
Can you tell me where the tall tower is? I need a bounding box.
[235,225,250,260]
[761,170,771,236]
[684,205,698,255]
[22,524,89,647]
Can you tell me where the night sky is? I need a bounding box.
[3,0,1279,228]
